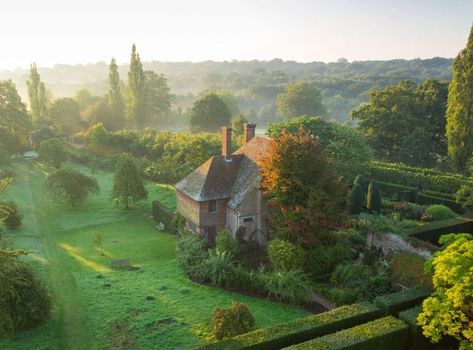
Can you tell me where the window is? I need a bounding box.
[188,222,196,233]
[208,200,218,213]
[243,217,254,223]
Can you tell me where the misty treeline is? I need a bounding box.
[0,54,452,126]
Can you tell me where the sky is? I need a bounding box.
[0,0,472,70]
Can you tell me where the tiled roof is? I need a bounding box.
[175,136,272,203]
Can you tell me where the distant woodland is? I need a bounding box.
[0,57,452,125]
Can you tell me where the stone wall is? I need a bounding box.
[366,232,432,260]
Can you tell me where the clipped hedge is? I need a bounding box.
[151,200,175,229]
[369,161,473,194]
[283,316,408,350]
[198,302,382,350]
[406,216,473,245]
[374,289,430,315]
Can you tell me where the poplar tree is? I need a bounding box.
[446,25,473,173]
[26,63,48,124]
[126,44,146,128]
[108,58,124,129]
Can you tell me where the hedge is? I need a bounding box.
[197,302,382,350]
[151,200,175,229]
[283,316,408,350]
[406,216,473,245]
[374,289,430,315]
[398,306,457,350]
[369,161,473,194]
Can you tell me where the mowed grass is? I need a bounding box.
[0,160,309,350]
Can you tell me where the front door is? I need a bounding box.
[240,216,255,240]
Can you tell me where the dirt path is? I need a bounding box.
[21,162,97,350]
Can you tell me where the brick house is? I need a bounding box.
[175,123,272,245]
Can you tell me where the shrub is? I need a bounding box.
[0,201,22,229]
[0,263,51,338]
[199,302,382,350]
[303,242,354,278]
[39,138,71,168]
[196,251,236,287]
[348,183,364,215]
[367,180,382,213]
[387,252,433,290]
[267,239,304,272]
[216,228,239,256]
[424,204,456,221]
[374,289,430,315]
[286,316,409,350]
[353,175,367,203]
[264,269,310,303]
[176,233,208,276]
[211,301,256,340]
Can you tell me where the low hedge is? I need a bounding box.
[374,289,430,315]
[151,200,175,229]
[406,216,473,245]
[198,302,382,350]
[283,316,408,350]
[398,306,457,350]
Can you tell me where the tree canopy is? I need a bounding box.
[126,44,146,128]
[276,81,326,119]
[111,155,148,209]
[47,97,83,134]
[190,92,231,132]
[259,127,346,247]
[27,63,49,125]
[108,58,125,130]
[446,25,473,173]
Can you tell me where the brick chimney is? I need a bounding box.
[221,127,232,159]
[243,123,256,144]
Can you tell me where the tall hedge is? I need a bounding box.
[348,183,364,215]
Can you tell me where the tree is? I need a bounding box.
[26,63,49,124]
[39,138,70,168]
[74,89,101,112]
[259,127,346,246]
[417,234,473,349]
[446,25,473,173]
[111,155,147,209]
[43,168,99,207]
[367,181,381,213]
[190,92,231,132]
[108,58,125,129]
[231,114,248,136]
[0,80,31,154]
[82,98,116,131]
[47,98,83,134]
[267,116,372,179]
[348,183,364,215]
[126,44,146,128]
[143,70,175,127]
[276,81,326,119]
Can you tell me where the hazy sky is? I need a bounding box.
[1,0,472,69]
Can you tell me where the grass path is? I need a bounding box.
[21,162,97,350]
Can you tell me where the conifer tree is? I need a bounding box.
[353,174,367,206]
[367,180,382,213]
[446,25,473,173]
[111,155,148,209]
[348,182,363,215]
[26,63,48,124]
[108,58,124,129]
[126,44,146,128]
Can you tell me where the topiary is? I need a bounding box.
[424,204,456,221]
[267,239,304,272]
[367,180,382,213]
[211,301,255,340]
[353,175,367,204]
[215,228,239,256]
[348,183,364,215]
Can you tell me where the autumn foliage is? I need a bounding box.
[259,127,346,247]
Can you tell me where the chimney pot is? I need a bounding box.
[221,127,232,159]
[243,123,256,144]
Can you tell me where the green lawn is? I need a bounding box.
[0,161,309,350]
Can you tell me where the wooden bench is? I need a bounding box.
[110,259,131,269]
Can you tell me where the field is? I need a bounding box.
[0,161,309,350]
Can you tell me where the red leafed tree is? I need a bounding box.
[259,127,346,247]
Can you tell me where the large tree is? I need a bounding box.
[143,70,175,127]
[446,25,473,173]
[190,92,231,132]
[111,155,147,209]
[39,138,71,168]
[259,127,346,247]
[417,234,473,349]
[0,80,31,154]
[108,58,124,129]
[26,63,49,124]
[276,81,326,119]
[43,168,99,207]
[47,97,83,134]
[126,44,146,128]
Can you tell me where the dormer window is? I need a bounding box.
[208,200,218,213]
